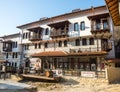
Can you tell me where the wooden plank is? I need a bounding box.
[21,74,54,81]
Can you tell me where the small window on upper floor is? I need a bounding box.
[38,43,41,48]
[15,52,18,58]
[27,44,29,50]
[44,42,48,48]
[6,53,8,58]
[82,38,87,46]
[26,33,28,39]
[45,28,49,35]
[23,33,25,39]
[64,40,67,47]
[75,39,80,46]
[12,53,15,58]
[58,41,62,47]
[80,21,85,30]
[12,41,17,48]
[35,43,37,49]
[74,22,79,31]
[89,38,94,45]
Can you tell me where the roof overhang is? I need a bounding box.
[31,51,68,57]
[2,40,13,43]
[105,0,120,26]
[88,13,109,20]
[48,20,70,29]
[27,27,43,32]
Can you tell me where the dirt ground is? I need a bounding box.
[24,79,120,92]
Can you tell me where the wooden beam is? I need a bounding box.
[108,0,117,7]
[109,3,118,11]
[112,10,119,16]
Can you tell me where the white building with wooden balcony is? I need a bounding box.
[0,33,22,72]
[17,5,116,78]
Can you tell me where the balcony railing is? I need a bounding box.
[101,42,112,51]
[69,47,101,53]
[29,34,42,41]
[91,24,110,32]
[50,29,68,38]
[3,47,12,52]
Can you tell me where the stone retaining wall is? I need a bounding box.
[107,67,120,83]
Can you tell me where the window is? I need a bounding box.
[45,28,49,35]
[64,40,67,47]
[35,43,37,49]
[6,53,8,58]
[26,33,28,39]
[38,43,41,48]
[15,62,17,67]
[96,19,101,29]
[15,53,18,58]
[15,42,17,48]
[58,41,62,47]
[89,38,94,45]
[74,22,79,31]
[82,38,87,45]
[27,44,29,50]
[13,42,17,48]
[44,43,48,48]
[103,19,108,29]
[24,44,29,50]
[80,21,85,30]
[28,32,31,38]
[12,53,15,58]
[75,39,80,46]
[23,33,25,39]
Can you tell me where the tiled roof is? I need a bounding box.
[31,51,68,57]
[31,51,107,57]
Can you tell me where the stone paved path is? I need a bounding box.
[0,79,31,90]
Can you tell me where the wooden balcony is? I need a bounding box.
[91,24,112,39]
[2,40,13,52]
[101,42,112,52]
[29,34,42,41]
[50,29,68,38]
[69,47,109,56]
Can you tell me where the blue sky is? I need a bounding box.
[0,0,105,36]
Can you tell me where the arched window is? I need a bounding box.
[58,41,62,47]
[82,38,87,45]
[89,38,94,45]
[75,39,80,46]
[64,40,67,47]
